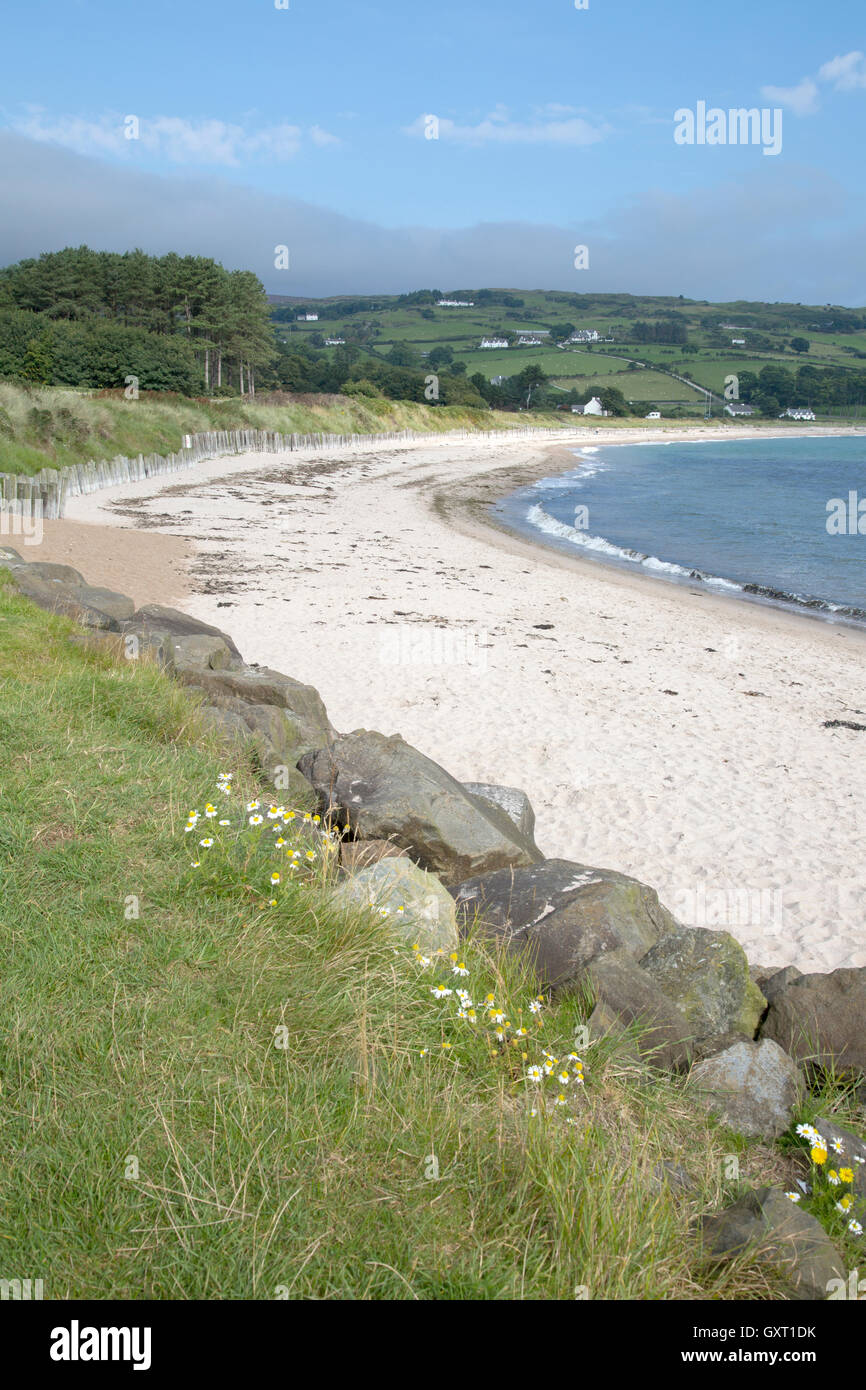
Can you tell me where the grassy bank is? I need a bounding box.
[0,383,572,478]
[0,578,860,1299]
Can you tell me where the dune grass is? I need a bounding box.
[0,576,860,1299]
[0,382,571,478]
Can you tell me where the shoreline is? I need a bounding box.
[23,421,866,973]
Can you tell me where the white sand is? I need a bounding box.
[63,424,866,974]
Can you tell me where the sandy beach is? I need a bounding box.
[30,423,866,973]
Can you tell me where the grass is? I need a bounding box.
[0,382,573,479]
[0,576,862,1298]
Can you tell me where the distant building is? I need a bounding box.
[489,375,507,385]
[780,406,816,421]
[645,411,661,419]
[324,337,345,346]
[567,329,600,344]
[480,337,509,349]
[297,313,319,321]
[731,338,746,346]
[437,299,474,307]
[575,396,610,417]
[515,331,550,346]
[724,402,756,417]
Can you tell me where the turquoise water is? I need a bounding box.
[495,436,866,624]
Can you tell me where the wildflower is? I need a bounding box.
[785,1192,802,1202]
[378,907,390,918]
[312,814,321,824]
[269,899,277,907]
[796,1123,822,1143]
[302,813,312,824]
[849,1220,863,1236]
[489,1010,505,1024]
[218,819,230,826]
[270,872,281,885]
[456,990,472,1006]
[828,1170,841,1186]
[515,1026,528,1037]
[204,804,217,818]
[275,837,286,847]
[396,906,405,915]
[466,1009,477,1021]
[190,860,201,868]
[811,1144,828,1166]
[484,993,495,1005]
[416,956,431,967]
[246,801,260,812]
[283,811,296,822]
[452,962,469,977]
[249,814,264,826]
[431,986,453,999]
[199,838,214,848]
[495,1030,506,1042]
[305,850,316,861]
[558,1071,570,1086]
[554,1094,567,1107]
[839,1168,854,1184]
[526,1065,543,1083]
[836,1195,854,1212]
[441,1041,452,1050]
[830,1138,845,1155]
[855,1155,866,1165]
[267,806,281,819]
[529,999,543,1015]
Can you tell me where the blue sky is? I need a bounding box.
[1,0,865,301]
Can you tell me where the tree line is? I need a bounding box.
[0,246,275,394]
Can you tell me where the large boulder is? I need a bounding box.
[299,731,541,883]
[462,782,536,842]
[330,856,458,954]
[196,702,313,804]
[452,858,679,984]
[8,567,128,630]
[757,965,803,1005]
[169,634,237,673]
[0,546,25,566]
[688,1038,802,1139]
[761,968,866,1077]
[124,604,245,662]
[10,560,85,586]
[178,666,334,764]
[587,953,693,1069]
[640,926,766,1043]
[699,1187,845,1300]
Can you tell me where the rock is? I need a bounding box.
[689,1039,802,1139]
[462,782,536,841]
[197,703,313,804]
[0,546,24,566]
[587,953,693,1069]
[75,584,135,622]
[9,569,121,630]
[340,840,407,871]
[10,560,86,586]
[761,968,866,1077]
[587,1000,642,1061]
[330,857,458,955]
[699,1186,845,1300]
[813,1116,866,1199]
[640,926,766,1043]
[169,634,236,672]
[125,604,244,662]
[299,731,540,883]
[452,858,679,985]
[758,965,803,1004]
[178,667,333,763]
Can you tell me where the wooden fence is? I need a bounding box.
[0,423,572,526]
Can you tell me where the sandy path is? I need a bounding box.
[54,424,866,973]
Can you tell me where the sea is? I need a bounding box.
[494,435,866,626]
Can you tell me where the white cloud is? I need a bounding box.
[5,109,338,164]
[404,107,607,146]
[761,77,820,116]
[818,51,866,90]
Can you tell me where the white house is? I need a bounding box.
[645,411,661,420]
[437,299,474,307]
[480,337,509,349]
[575,396,609,417]
[568,329,600,344]
[731,338,746,346]
[780,406,816,421]
[324,337,345,346]
[297,313,319,321]
[724,402,755,417]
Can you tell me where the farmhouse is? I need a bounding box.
[731,338,746,346]
[724,402,756,417]
[297,313,319,321]
[568,329,600,343]
[780,406,816,421]
[574,396,610,417]
[324,337,345,346]
[480,337,509,349]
